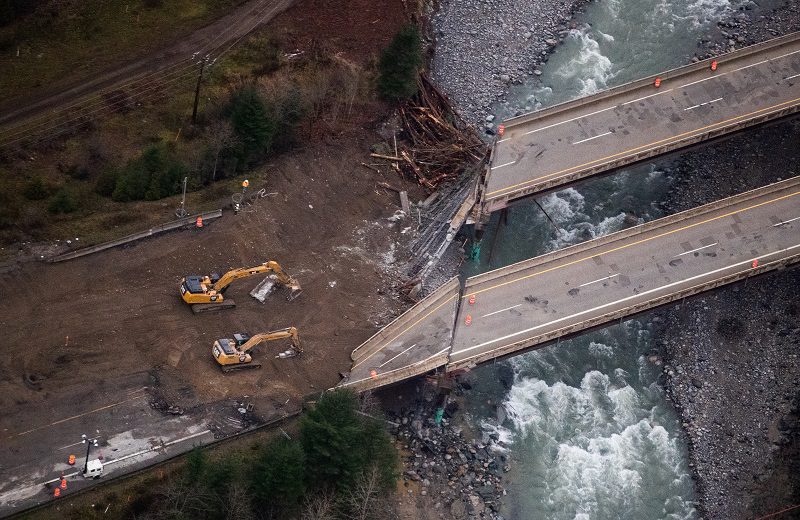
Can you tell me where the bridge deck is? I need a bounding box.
[343,178,800,391]
[483,32,800,212]
[452,177,800,367]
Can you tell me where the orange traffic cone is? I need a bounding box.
[196,215,203,228]
[654,77,662,88]
[60,478,67,490]
[370,370,378,379]
[711,60,718,71]
[752,259,759,268]
[53,487,61,498]
[498,124,505,137]
[68,454,75,465]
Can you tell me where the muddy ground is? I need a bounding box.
[0,0,424,505]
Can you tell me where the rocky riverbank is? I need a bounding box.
[655,117,800,519]
[653,3,800,515]
[380,379,511,520]
[430,0,589,128]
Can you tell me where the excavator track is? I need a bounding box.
[221,361,262,373]
[192,300,237,314]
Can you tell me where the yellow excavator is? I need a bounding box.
[211,327,302,372]
[180,261,302,313]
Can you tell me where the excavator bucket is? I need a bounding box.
[286,284,302,301]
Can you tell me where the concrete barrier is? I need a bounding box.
[48,209,223,263]
[350,277,460,363]
[344,277,461,392]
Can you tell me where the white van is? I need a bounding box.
[83,459,103,479]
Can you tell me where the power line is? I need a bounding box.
[0,0,273,138]
[0,0,282,147]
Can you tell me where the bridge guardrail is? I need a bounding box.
[48,209,223,263]
[349,276,461,365]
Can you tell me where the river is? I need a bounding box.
[458,0,751,517]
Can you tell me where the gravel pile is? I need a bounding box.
[655,271,800,519]
[382,380,510,520]
[430,0,588,128]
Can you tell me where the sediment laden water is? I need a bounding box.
[459,0,749,517]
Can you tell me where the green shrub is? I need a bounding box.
[94,167,120,197]
[250,438,306,515]
[377,25,422,101]
[65,163,90,180]
[0,0,14,26]
[48,188,77,214]
[23,176,49,200]
[300,389,398,492]
[273,86,305,153]
[229,86,276,164]
[111,145,185,202]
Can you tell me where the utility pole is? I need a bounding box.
[192,56,208,124]
[81,434,99,476]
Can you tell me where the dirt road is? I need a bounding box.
[0,125,419,513]
[0,0,294,139]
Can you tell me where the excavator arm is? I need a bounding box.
[212,261,302,299]
[239,327,302,354]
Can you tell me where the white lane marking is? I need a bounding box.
[573,131,612,145]
[379,343,418,368]
[504,50,800,141]
[675,242,718,256]
[621,88,674,106]
[579,273,620,287]
[771,49,800,61]
[497,137,511,143]
[104,430,212,467]
[42,471,80,485]
[163,429,212,448]
[785,73,800,81]
[733,59,769,72]
[492,160,516,170]
[681,75,725,88]
[58,439,98,451]
[774,216,800,227]
[523,106,616,136]
[684,97,723,111]
[452,243,800,358]
[481,304,522,318]
[42,429,212,485]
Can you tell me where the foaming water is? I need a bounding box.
[456,0,742,516]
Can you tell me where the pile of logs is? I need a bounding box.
[371,74,487,191]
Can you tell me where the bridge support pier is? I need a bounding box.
[488,207,509,265]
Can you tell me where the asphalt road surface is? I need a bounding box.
[484,33,800,211]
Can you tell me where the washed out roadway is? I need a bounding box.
[345,177,800,390]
